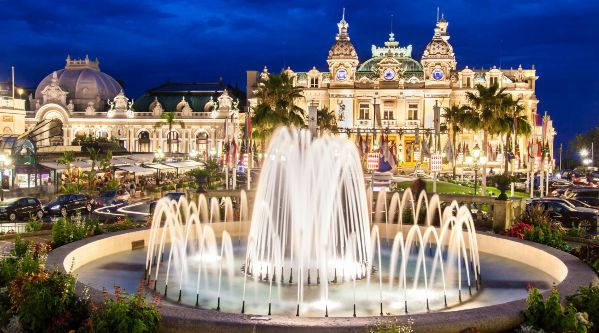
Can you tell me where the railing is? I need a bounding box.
[382,120,396,126]
[405,120,419,128]
[356,119,372,127]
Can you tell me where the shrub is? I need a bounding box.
[567,285,599,333]
[24,216,42,233]
[524,225,571,252]
[9,270,90,332]
[52,214,102,248]
[520,204,560,230]
[571,245,599,274]
[103,217,139,233]
[506,222,533,239]
[567,226,587,238]
[523,288,589,333]
[92,287,160,333]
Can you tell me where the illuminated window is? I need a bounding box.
[310,77,319,88]
[408,104,418,120]
[490,77,498,86]
[359,103,370,120]
[383,102,394,120]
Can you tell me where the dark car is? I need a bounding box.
[566,188,599,199]
[96,189,131,207]
[0,197,43,221]
[526,198,598,232]
[43,194,93,216]
[573,196,599,208]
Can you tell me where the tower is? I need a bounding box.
[327,9,359,86]
[421,15,456,85]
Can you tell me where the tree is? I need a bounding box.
[154,112,185,153]
[85,147,100,193]
[317,107,338,135]
[57,151,76,186]
[442,104,469,178]
[251,72,306,147]
[187,158,224,191]
[466,83,511,195]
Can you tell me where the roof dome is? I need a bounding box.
[328,40,358,59]
[423,39,453,58]
[358,56,423,73]
[34,56,122,110]
[327,10,358,61]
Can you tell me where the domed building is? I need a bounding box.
[247,12,555,174]
[25,56,245,158]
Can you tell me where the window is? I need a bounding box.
[490,77,498,86]
[383,102,394,120]
[408,104,418,120]
[310,77,319,88]
[464,77,471,87]
[359,103,370,120]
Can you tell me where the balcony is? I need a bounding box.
[382,119,396,126]
[405,120,420,128]
[356,119,372,127]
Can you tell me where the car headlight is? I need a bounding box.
[50,205,60,210]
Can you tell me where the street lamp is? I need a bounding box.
[580,149,589,158]
[0,154,12,201]
[469,144,486,196]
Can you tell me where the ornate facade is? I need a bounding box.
[25,56,244,158]
[247,14,555,170]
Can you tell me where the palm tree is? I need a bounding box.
[317,107,338,135]
[443,104,469,178]
[252,72,306,149]
[154,112,185,153]
[466,83,510,195]
[85,147,100,193]
[57,151,75,184]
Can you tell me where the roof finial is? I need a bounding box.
[336,8,350,41]
[390,14,394,34]
[342,7,345,21]
[437,7,440,22]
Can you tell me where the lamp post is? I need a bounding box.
[467,144,486,196]
[0,154,12,201]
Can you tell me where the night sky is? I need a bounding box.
[1,0,597,146]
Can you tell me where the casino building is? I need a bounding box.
[247,13,555,170]
[23,55,244,158]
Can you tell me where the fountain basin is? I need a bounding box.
[47,225,598,333]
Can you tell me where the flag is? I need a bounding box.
[444,140,453,162]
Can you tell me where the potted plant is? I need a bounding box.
[491,173,516,200]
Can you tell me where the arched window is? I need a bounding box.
[97,130,109,139]
[138,130,150,152]
[167,131,179,152]
[196,131,209,158]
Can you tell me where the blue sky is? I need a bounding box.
[1,0,598,145]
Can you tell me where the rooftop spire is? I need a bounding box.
[336,8,350,41]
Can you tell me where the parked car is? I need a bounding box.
[573,196,599,208]
[526,198,599,232]
[564,187,599,199]
[43,194,93,216]
[96,189,131,206]
[0,197,44,221]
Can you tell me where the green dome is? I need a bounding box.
[357,56,423,74]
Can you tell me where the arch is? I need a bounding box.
[35,103,69,122]
[96,129,109,139]
[137,129,151,152]
[3,127,12,134]
[166,130,180,153]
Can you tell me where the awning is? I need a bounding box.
[39,162,67,171]
[163,160,204,171]
[110,157,133,166]
[116,165,156,176]
[143,163,175,170]
[128,154,155,163]
[39,161,92,172]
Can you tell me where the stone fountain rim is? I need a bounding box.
[46,227,599,333]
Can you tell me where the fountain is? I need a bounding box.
[144,128,481,317]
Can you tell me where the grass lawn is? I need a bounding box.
[394,180,529,198]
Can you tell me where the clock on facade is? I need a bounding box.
[431,68,444,81]
[336,68,348,81]
[383,68,395,80]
